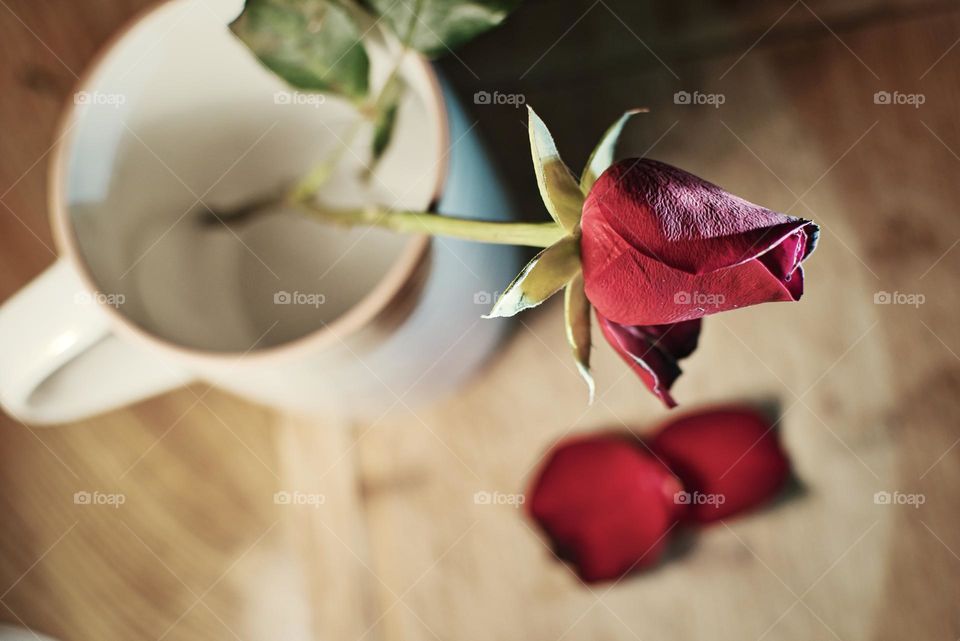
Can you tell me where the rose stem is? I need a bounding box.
[290,10,416,203]
[215,11,567,248]
[292,200,565,247]
[289,120,365,203]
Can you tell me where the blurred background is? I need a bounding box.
[1,0,959,639]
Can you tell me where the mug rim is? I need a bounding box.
[47,0,443,367]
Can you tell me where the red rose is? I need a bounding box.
[651,406,791,523]
[527,434,683,582]
[581,159,819,326]
[488,109,820,405]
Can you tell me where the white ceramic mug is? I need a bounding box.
[0,0,521,425]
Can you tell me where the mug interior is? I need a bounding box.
[55,0,441,353]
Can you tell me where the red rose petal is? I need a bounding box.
[757,226,814,300]
[626,317,702,360]
[757,227,806,279]
[585,159,817,274]
[583,236,802,325]
[596,314,702,408]
[581,159,819,326]
[527,434,683,582]
[650,406,791,523]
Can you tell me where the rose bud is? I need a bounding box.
[596,316,701,408]
[580,159,820,326]
[650,406,791,523]
[527,433,684,582]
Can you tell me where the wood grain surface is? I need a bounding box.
[2,1,959,640]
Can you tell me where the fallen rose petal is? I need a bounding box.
[527,434,683,582]
[581,159,819,326]
[596,314,702,408]
[650,406,791,523]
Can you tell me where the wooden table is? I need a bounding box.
[2,1,959,639]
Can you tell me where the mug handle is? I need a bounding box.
[0,259,195,425]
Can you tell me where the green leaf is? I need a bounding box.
[528,106,584,233]
[365,0,520,58]
[230,0,370,102]
[564,271,594,403]
[484,235,580,319]
[580,108,646,194]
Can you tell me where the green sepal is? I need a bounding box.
[484,235,580,319]
[528,106,584,233]
[564,271,594,403]
[580,109,646,194]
